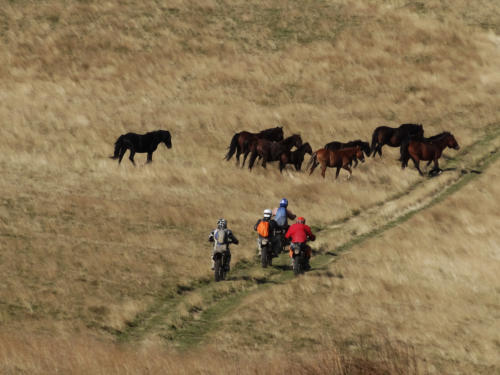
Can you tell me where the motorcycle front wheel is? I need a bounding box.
[214,256,223,282]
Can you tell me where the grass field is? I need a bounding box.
[0,1,499,373]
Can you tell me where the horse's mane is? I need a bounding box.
[400,123,422,128]
[258,126,282,136]
[147,129,169,136]
[424,131,450,141]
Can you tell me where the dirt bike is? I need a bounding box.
[259,238,273,268]
[290,241,312,276]
[213,249,230,282]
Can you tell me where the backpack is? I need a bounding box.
[257,220,270,238]
[214,229,228,251]
[275,207,287,227]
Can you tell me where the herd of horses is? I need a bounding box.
[109,124,460,178]
[223,123,459,178]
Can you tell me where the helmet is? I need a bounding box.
[217,218,227,229]
[263,209,272,218]
[279,198,288,207]
[296,216,305,224]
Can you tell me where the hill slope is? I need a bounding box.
[0,1,499,373]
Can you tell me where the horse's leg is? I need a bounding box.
[432,158,442,175]
[412,158,423,176]
[335,166,341,179]
[129,150,136,166]
[343,164,353,180]
[146,152,153,164]
[236,148,242,167]
[248,151,258,170]
[242,150,250,168]
[321,164,327,178]
[118,147,126,164]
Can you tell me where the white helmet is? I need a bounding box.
[263,209,272,218]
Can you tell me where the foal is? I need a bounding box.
[279,142,313,173]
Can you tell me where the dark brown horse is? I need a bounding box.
[248,134,302,170]
[110,130,172,165]
[225,126,283,166]
[400,131,459,176]
[324,139,371,167]
[279,142,313,173]
[371,123,424,157]
[307,146,365,179]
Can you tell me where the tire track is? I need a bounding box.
[115,123,500,349]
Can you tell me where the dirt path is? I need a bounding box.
[116,123,500,349]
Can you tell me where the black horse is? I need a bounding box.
[110,130,172,165]
[324,139,371,167]
[370,123,424,157]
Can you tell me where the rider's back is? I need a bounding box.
[285,223,315,243]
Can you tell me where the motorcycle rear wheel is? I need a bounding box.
[261,245,272,268]
[293,256,301,276]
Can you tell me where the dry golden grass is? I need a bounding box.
[0,0,499,373]
[214,157,500,374]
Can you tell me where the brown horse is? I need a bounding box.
[225,126,283,166]
[248,134,302,170]
[400,131,459,176]
[371,123,424,157]
[324,139,371,167]
[307,146,365,179]
[279,142,313,173]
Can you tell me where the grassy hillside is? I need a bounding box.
[0,0,499,373]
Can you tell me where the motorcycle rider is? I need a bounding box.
[285,216,316,270]
[272,198,296,230]
[272,198,296,253]
[208,218,239,271]
[254,208,280,257]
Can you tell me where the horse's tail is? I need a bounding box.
[399,137,410,169]
[370,128,379,157]
[110,135,124,159]
[306,152,318,174]
[224,133,240,161]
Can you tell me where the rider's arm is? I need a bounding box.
[285,225,293,239]
[253,219,261,231]
[208,230,215,242]
[286,209,296,220]
[305,225,315,241]
[228,231,239,245]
